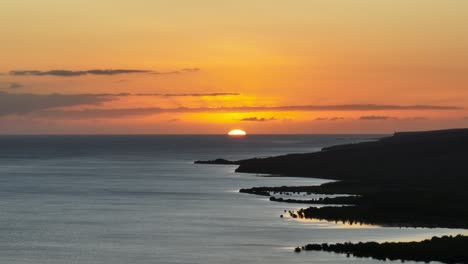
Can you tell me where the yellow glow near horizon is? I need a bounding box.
[228,129,247,136]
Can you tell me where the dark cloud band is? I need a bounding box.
[36,104,462,119]
[48,92,240,97]
[0,92,462,118]
[9,68,199,77]
[134,92,239,97]
[315,117,345,121]
[0,91,112,116]
[240,117,276,122]
[360,115,396,120]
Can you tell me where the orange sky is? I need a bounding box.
[1,0,468,134]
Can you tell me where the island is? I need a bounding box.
[196,128,468,263]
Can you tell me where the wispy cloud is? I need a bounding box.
[359,115,396,120]
[53,92,240,97]
[36,104,462,119]
[9,68,200,77]
[0,91,239,117]
[221,104,461,112]
[315,117,345,121]
[359,116,430,121]
[152,68,200,75]
[330,117,345,121]
[134,92,239,97]
[0,91,112,116]
[240,117,276,122]
[8,82,23,89]
[0,91,462,118]
[0,82,24,89]
[10,69,151,77]
[172,104,462,112]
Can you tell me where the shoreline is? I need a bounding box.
[196,128,468,263]
[295,235,468,263]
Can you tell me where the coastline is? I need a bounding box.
[196,128,468,263]
[295,235,468,263]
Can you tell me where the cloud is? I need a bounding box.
[141,104,459,112]
[35,103,462,119]
[151,68,200,75]
[240,117,276,122]
[0,91,461,119]
[8,82,23,89]
[0,91,112,116]
[51,92,240,97]
[9,68,199,77]
[359,116,429,121]
[315,117,345,121]
[359,115,396,120]
[0,91,243,117]
[134,92,240,97]
[9,69,151,77]
[411,117,428,120]
[86,69,153,76]
[0,82,24,89]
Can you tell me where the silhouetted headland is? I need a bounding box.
[235,128,468,181]
[201,128,468,228]
[196,129,468,263]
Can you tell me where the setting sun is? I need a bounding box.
[228,129,247,136]
[1,1,468,264]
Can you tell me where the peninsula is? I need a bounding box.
[196,128,468,263]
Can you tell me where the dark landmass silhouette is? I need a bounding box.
[194,158,238,165]
[268,195,359,205]
[295,235,468,264]
[196,128,468,262]
[235,128,468,181]
[198,128,468,228]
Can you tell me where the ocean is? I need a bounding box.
[0,135,465,264]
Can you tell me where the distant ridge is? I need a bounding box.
[234,128,468,185]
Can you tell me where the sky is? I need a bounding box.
[1,0,468,134]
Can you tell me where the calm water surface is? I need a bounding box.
[0,135,465,264]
